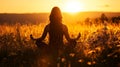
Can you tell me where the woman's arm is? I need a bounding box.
[64,25,71,41]
[30,25,48,41]
[39,25,49,41]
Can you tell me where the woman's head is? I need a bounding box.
[49,7,62,23]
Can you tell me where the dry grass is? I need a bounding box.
[0,21,120,67]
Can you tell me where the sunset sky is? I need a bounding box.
[0,0,120,13]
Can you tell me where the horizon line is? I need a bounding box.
[0,11,120,14]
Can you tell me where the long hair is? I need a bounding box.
[49,7,63,32]
[49,7,62,24]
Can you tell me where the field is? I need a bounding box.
[0,13,120,67]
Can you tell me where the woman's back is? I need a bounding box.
[46,23,68,49]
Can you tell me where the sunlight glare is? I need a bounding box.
[64,0,83,13]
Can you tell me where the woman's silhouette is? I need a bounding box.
[31,7,80,67]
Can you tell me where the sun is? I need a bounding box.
[64,0,83,13]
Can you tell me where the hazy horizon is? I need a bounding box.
[0,11,120,14]
[0,0,120,13]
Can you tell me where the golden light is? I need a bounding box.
[64,0,83,13]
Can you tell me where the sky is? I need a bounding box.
[0,0,120,13]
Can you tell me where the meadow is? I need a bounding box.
[0,13,120,67]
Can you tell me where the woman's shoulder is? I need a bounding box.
[45,23,68,31]
[46,24,50,27]
[62,24,68,32]
[62,24,67,29]
[44,24,50,31]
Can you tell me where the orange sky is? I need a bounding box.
[0,0,120,13]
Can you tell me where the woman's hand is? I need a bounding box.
[30,34,37,40]
[75,33,81,40]
[30,34,34,40]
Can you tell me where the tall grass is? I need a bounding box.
[0,21,120,67]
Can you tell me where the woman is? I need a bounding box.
[31,7,80,67]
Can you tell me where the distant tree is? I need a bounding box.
[94,18,99,24]
[84,17,91,25]
[111,16,120,24]
[85,17,90,22]
[100,13,108,23]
